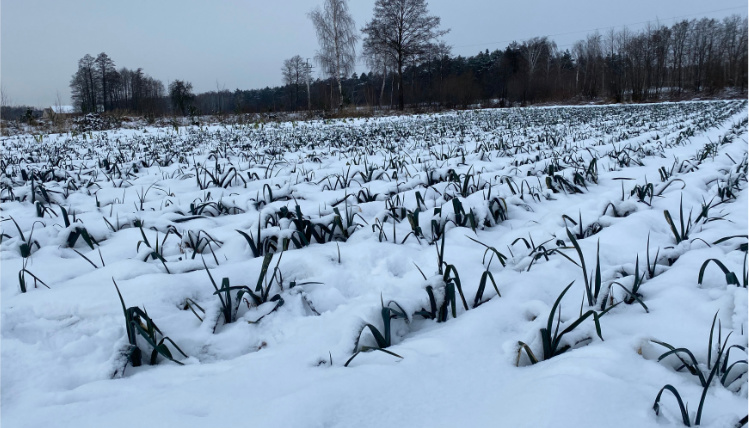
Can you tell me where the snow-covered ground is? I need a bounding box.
[2,101,747,428]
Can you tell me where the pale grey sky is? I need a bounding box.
[1,0,746,107]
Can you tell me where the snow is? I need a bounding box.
[1,101,747,427]
[50,105,75,114]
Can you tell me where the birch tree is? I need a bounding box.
[308,0,358,110]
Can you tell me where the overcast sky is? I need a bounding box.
[1,0,746,107]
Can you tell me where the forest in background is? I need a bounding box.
[3,13,747,121]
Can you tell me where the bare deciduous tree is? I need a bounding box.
[308,0,358,110]
[95,53,116,111]
[70,54,98,113]
[282,55,311,109]
[0,84,10,111]
[362,0,448,110]
[362,39,395,108]
[521,37,556,102]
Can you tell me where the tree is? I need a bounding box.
[282,55,310,109]
[95,53,116,111]
[309,0,358,110]
[169,80,194,116]
[70,54,99,113]
[362,32,397,108]
[362,0,448,110]
[1,84,11,111]
[521,37,556,102]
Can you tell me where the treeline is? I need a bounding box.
[69,15,747,115]
[0,106,43,122]
[346,15,749,108]
[70,53,166,115]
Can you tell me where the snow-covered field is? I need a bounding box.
[2,101,747,428]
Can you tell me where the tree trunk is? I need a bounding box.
[337,75,343,110]
[380,63,387,108]
[307,78,311,111]
[390,73,395,108]
[397,60,404,110]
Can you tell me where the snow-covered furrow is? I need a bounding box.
[1,100,747,428]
